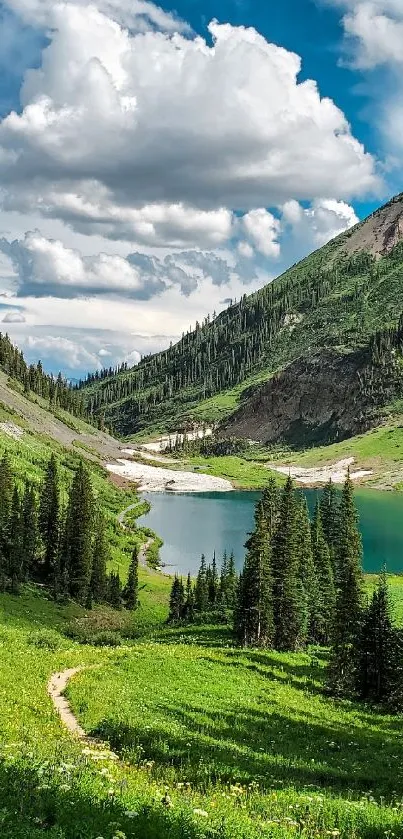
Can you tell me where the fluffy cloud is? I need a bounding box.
[282,198,359,247]
[24,334,102,371]
[0,1,376,248]
[338,1,403,69]
[5,0,190,33]
[241,209,281,257]
[0,231,238,299]
[325,1,403,158]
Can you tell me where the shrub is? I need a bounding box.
[27,629,63,650]
[91,631,122,647]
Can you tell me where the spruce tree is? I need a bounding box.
[356,568,396,703]
[64,461,94,604]
[208,552,219,607]
[262,478,280,538]
[271,477,303,651]
[194,555,209,612]
[8,486,23,593]
[219,550,228,603]
[169,575,185,622]
[295,496,315,648]
[0,453,13,590]
[320,480,339,572]
[310,501,335,645]
[90,513,109,603]
[328,473,363,695]
[21,484,39,582]
[225,551,237,607]
[108,570,122,609]
[123,546,139,611]
[39,454,60,582]
[235,501,273,647]
[184,572,195,621]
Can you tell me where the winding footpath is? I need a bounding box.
[48,668,90,740]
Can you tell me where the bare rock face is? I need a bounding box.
[222,350,394,446]
[343,193,403,258]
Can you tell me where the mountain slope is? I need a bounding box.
[79,193,403,440]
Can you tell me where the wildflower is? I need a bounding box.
[193,809,208,818]
[124,811,138,819]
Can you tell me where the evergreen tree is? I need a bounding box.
[235,501,273,647]
[8,486,23,593]
[0,453,13,590]
[271,477,303,651]
[356,568,396,703]
[225,551,238,607]
[90,513,109,603]
[208,552,219,606]
[39,454,60,582]
[295,496,315,647]
[194,554,209,612]
[310,501,335,645]
[219,550,228,602]
[328,473,363,694]
[123,546,139,611]
[262,478,280,538]
[64,461,94,604]
[108,570,122,609]
[184,572,195,621]
[168,575,185,622]
[21,484,39,581]
[320,480,339,572]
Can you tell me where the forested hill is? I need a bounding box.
[78,193,403,439]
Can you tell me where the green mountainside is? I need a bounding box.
[79,193,403,441]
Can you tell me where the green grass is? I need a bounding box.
[66,640,403,839]
[185,454,277,489]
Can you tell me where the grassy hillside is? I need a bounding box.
[2,586,403,839]
[78,195,403,438]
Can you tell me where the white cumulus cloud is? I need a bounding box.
[242,209,281,258]
[282,198,359,247]
[0,1,377,249]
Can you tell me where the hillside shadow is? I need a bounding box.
[91,693,402,801]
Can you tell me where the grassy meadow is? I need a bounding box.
[2,586,403,839]
[3,392,403,838]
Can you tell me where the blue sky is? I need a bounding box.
[0,0,401,376]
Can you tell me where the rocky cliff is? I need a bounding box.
[222,349,401,445]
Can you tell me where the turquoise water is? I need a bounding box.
[142,489,403,575]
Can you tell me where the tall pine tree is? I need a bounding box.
[39,454,60,583]
[310,501,335,645]
[63,461,94,604]
[235,501,273,647]
[123,546,139,611]
[90,512,109,603]
[329,473,363,694]
[271,477,303,651]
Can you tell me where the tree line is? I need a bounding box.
[0,332,94,423]
[0,453,138,611]
[169,475,403,708]
[75,241,403,435]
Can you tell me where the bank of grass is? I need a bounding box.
[66,640,403,839]
[169,421,403,490]
[2,569,403,839]
[276,421,403,486]
[186,453,277,489]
